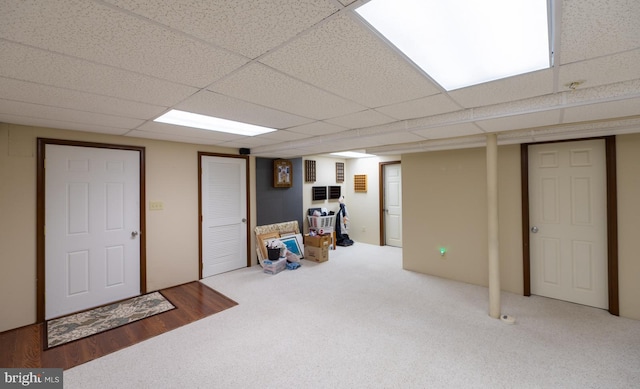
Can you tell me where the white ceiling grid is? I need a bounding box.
[0,0,638,157]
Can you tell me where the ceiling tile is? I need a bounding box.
[286,121,347,136]
[564,79,640,105]
[349,131,426,148]
[253,129,313,142]
[475,110,563,133]
[0,99,144,129]
[125,129,237,147]
[252,147,317,158]
[210,63,366,120]
[324,109,396,128]
[472,94,561,121]
[376,94,462,120]
[217,136,289,149]
[259,13,441,108]
[216,128,314,152]
[104,0,340,59]
[560,0,640,64]
[0,0,639,156]
[0,114,130,136]
[0,77,166,119]
[0,41,198,106]
[558,49,640,91]
[563,97,640,124]
[448,69,554,108]
[176,90,313,130]
[0,0,248,87]
[411,123,484,140]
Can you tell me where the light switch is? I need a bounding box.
[149,201,164,211]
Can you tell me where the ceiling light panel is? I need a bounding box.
[154,110,277,136]
[356,0,551,91]
[330,151,376,158]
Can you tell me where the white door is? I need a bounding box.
[384,163,402,247]
[529,139,608,309]
[45,145,141,319]
[201,155,247,277]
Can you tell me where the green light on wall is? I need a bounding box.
[440,247,447,256]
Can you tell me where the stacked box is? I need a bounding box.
[304,233,330,262]
[304,234,331,248]
[263,258,287,275]
[304,245,329,262]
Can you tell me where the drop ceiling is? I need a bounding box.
[1,0,639,158]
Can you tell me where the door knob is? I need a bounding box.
[531,226,539,233]
[131,231,139,238]
[242,218,247,223]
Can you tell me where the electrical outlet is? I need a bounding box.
[149,201,164,211]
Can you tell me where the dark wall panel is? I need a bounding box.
[256,157,303,230]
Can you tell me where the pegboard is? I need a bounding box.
[354,174,367,192]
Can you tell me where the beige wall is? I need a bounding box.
[345,155,401,245]
[0,123,256,332]
[402,146,521,291]
[616,133,640,320]
[402,139,640,320]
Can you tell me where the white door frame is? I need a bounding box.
[198,152,250,278]
[521,137,618,315]
[379,161,401,246]
[37,138,146,322]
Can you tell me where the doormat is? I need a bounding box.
[45,291,175,349]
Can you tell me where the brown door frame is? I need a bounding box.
[521,136,618,315]
[378,160,401,246]
[197,152,251,279]
[36,138,147,322]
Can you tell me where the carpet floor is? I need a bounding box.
[63,243,640,388]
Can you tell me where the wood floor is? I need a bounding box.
[0,281,237,370]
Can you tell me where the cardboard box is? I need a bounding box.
[263,258,287,275]
[304,234,331,248]
[304,245,328,262]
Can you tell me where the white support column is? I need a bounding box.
[487,133,501,319]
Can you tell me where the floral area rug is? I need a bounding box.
[46,291,175,349]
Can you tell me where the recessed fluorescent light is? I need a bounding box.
[331,151,376,158]
[356,0,551,91]
[154,109,277,136]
